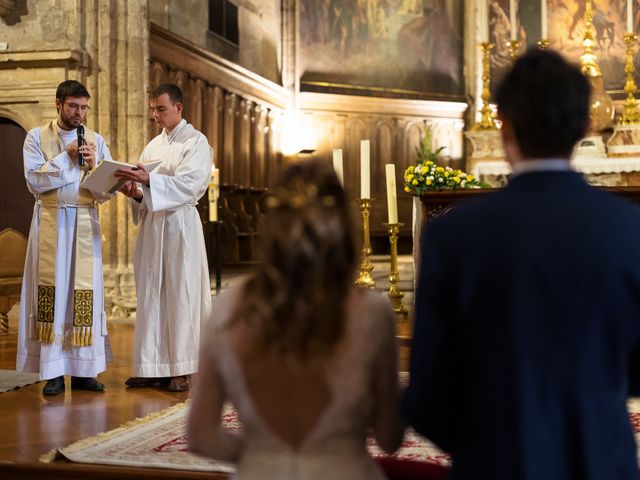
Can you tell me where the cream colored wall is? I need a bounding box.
[1,0,78,51]
[149,0,282,84]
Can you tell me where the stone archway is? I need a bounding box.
[0,117,33,236]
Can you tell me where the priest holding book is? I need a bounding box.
[16,80,113,396]
[115,84,213,392]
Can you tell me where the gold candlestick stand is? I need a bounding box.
[384,222,408,317]
[472,42,498,131]
[506,39,520,65]
[355,198,376,288]
[580,0,601,78]
[620,33,640,124]
[537,39,551,49]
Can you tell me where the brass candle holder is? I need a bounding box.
[537,39,551,49]
[506,39,520,65]
[472,42,498,131]
[355,198,376,289]
[580,0,602,78]
[384,222,408,318]
[620,33,640,124]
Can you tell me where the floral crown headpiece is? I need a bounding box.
[265,179,338,210]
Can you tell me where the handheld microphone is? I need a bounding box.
[77,125,85,167]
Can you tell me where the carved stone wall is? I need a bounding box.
[149,0,282,85]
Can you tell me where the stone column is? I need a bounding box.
[81,0,149,320]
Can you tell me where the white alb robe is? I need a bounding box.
[130,119,213,377]
[16,126,112,380]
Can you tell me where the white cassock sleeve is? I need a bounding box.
[141,136,212,213]
[23,129,80,194]
[128,147,150,225]
[129,189,147,225]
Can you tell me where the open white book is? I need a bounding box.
[81,159,162,194]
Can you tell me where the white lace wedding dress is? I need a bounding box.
[193,286,401,480]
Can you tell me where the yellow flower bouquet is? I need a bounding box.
[403,127,484,195]
[403,161,483,195]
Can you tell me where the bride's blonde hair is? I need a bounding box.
[231,159,357,358]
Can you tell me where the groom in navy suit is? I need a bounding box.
[403,49,640,479]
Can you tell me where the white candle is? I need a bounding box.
[360,140,370,199]
[208,167,219,222]
[479,0,489,43]
[628,0,634,33]
[541,0,547,39]
[510,0,517,41]
[385,164,398,224]
[332,149,344,186]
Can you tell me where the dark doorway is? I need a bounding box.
[0,118,33,236]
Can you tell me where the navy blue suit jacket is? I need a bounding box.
[403,171,640,480]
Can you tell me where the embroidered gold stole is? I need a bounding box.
[35,120,99,348]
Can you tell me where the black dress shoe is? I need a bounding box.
[71,376,105,391]
[43,376,65,396]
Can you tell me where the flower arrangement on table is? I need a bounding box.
[403,128,485,195]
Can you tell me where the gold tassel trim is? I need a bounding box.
[36,321,54,344]
[73,326,93,347]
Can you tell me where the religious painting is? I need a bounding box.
[490,0,638,95]
[299,0,464,99]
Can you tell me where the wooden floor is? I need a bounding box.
[0,258,414,478]
[0,323,191,464]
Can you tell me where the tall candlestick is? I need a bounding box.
[621,33,640,124]
[510,0,517,41]
[628,0,634,33]
[360,140,370,199]
[208,167,219,222]
[332,149,344,186]
[541,0,547,39]
[385,164,398,224]
[479,0,489,43]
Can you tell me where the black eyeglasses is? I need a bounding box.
[63,102,91,112]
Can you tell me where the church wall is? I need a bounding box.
[0,0,78,52]
[148,20,467,241]
[149,23,287,192]
[298,93,467,238]
[148,0,282,85]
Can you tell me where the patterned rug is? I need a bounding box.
[0,369,41,393]
[42,399,640,473]
[41,401,447,472]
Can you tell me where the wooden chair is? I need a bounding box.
[220,185,260,263]
[0,228,27,335]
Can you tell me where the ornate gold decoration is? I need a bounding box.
[579,0,614,132]
[36,285,56,343]
[73,289,93,327]
[506,40,520,65]
[265,180,337,210]
[72,289,94,347]
[537,39,551,49]
[384,223,408,318]
[620,33,640,125]
[37,285,55,323]
[355,198,375,288]
[579,0,601,78]
[472,43,498,131]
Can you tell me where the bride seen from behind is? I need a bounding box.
[188,159,405,479]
